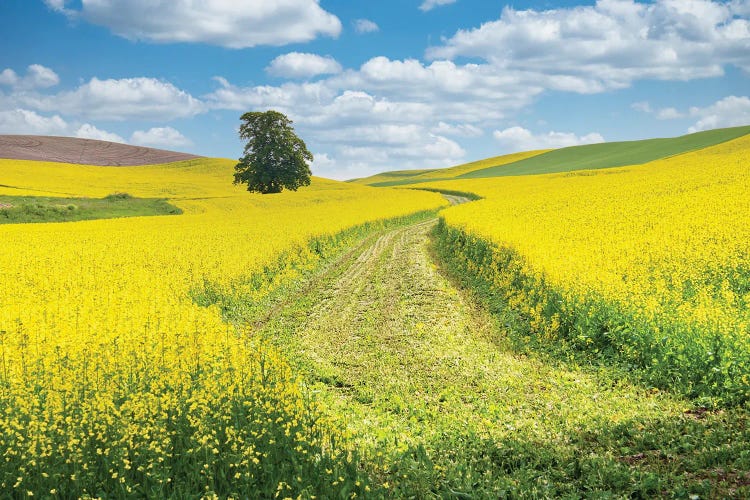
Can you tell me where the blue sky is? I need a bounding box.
[1,0,748,179]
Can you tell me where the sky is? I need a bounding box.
[0,0,749,180]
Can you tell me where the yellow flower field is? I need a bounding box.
[426,134,750,403]
[0,157,446,496]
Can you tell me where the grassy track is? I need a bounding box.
[235,201,750,497]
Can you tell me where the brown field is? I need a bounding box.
[0,135,201,166]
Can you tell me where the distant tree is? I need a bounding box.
[233,110,313,194]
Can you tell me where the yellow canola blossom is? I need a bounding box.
[424,134,750,403]
[0,157,446,495]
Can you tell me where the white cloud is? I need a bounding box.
[43,0,68,12]
[0,109,69,135]
[130,127,191,148]
[687,95,750,132]
[431,121,483,137]
[0,108,128,144]
[493,126,605,152]
[22,77,205,121]
[352,57,542,115]
[656,107,685,120]
[631,101,653,113]
[353,19,379,34]
[0,104,191,150]
[75,123,126,143]
[632,95,750,130]
[308,133,465,180]
[0,70,17,87]
[0,65,60,90]
[427,0,750,91]
[419,0,458,12]
[51,0,341,48]
[632,101,686,119]
[266,53,342,79]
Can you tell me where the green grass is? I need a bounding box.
[0,192,182,224]
[459,125,750,179]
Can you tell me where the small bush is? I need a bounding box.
[104,192,133,201]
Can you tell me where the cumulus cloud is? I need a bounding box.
[266,53,342,79]
[656,107,686,120]
[687,95,750,132]
[431,121,483,137]
[493,126,605,152]
[20,77,205,121]
[352,57,542,117]
[419,0,458,12]
[307,133,465,180]
[47,0,341,48]
[427,0,750,91]
[75,123,126,143]
[0,109,125,144]
[0,109,69,135]
[0,65,60,90]
[631,101,653,113]
[353,19,379,34]
[130,127,192,148]
[632,95,750,131]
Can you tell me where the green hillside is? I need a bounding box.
[459,125,750,179]
[347,168,439,185]
[354,149,548,187]
[354,125,750,187]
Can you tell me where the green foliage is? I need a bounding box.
[103,192,134,201]
[0,194,181,224]
[234,110,313,194]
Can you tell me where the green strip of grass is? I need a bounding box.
[459,125,750,179]
[0,192,182,224]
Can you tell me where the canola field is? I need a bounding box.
[425,134,750,405]
[0,158,446,497]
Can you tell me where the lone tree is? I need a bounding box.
[233,110,313,194]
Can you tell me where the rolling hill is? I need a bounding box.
[353,125,750,187]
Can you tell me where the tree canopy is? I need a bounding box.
[233,110,313,194]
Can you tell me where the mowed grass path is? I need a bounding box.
[246,204,750,497]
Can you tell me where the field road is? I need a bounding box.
[253,194,684,465]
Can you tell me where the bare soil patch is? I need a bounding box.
[0,135,201,166]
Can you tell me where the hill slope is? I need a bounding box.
[459,125,750,179]
[0,135,202,166]
[353,125,750,186]
[351,149,548,187]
